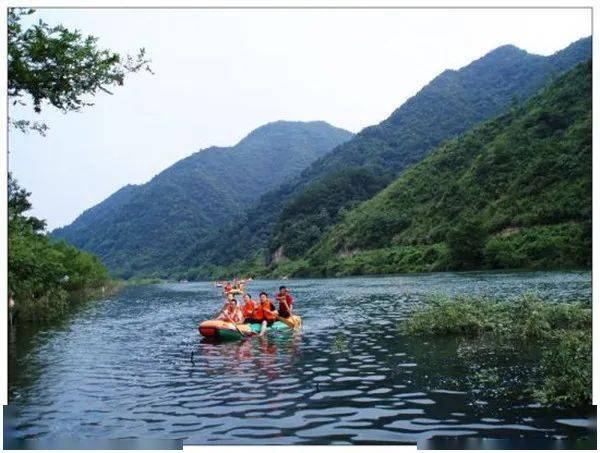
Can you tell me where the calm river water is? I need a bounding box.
[6,271,595,447]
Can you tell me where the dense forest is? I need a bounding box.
[181,60,591,279]
[181,37,591,276]
[52,121,353,277]
[289,60,592,277]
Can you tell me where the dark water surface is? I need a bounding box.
[7,271,595,446]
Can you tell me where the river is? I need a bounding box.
[6,270,595,447]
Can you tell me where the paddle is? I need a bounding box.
[276,315,297,329]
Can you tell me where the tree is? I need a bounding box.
[8,8,152,134]
[447,218,487,270]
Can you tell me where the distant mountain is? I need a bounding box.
[52,121,353,277]
[307,60,591,276]
[186,36,592,272]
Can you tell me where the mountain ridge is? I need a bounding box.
[184,36,591,274]
[53,120,353,276]
[304,60,592,276]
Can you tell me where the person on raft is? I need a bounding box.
[242,293,260,323]
[223,281,233,296]
[275,286,294,318]
[257,291,278,335]
[217,297,244,323]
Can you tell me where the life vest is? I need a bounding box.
[261,298,277,321]
[243,299,257,318]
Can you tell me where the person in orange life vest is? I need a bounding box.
[218,297,243,323]
[258,291,277,327]
[242,293,260,323]
[276,286,294,318]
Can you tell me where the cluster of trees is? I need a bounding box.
[9,174,109,322]
[8,8,149,322]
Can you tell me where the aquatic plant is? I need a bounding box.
[535,330,592,407]
[403,293,590,339]
[401,293,592,407]
[331,332,349,353]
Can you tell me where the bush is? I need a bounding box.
[402,293,592,407]
[447,218,487,270]
[535,330,592,407]
[404,293,590,339]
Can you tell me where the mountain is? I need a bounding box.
[185,36,592,272]
[305,60,591,276]
[52,121,353,277]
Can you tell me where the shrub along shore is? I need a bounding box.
[9,174,120,325]
[401,293,592,407]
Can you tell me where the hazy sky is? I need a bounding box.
[8,8,591,230]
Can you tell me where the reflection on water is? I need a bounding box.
[6,270,595,445]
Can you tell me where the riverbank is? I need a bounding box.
[170,250,591,283]
[9,279,123,326]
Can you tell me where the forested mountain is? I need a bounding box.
[53,121,353,277]
[304,61,591,276]
[187,37,591,273]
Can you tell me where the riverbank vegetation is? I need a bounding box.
[9,174,118,324]
[401,293,592,407]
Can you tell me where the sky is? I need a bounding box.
[8,8,591,230]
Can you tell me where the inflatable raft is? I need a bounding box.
[199,316,302,341]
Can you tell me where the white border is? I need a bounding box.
[0,2,596,452]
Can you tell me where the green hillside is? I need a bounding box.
[186,37,591,273]
[304,61,591,277]
[52,121,353,277]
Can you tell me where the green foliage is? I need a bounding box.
[269,166,394,258]
[309,243,450,277]
[189,37,590,274]
[403,293,592,407]
[311,61,591,275]
[8,175,110,323]
[447,218,486,269]
[8,8,151,133]
[403,293,591,339]
[53,121,353,277]
[535,330,592,407]
[484,223,591,269]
